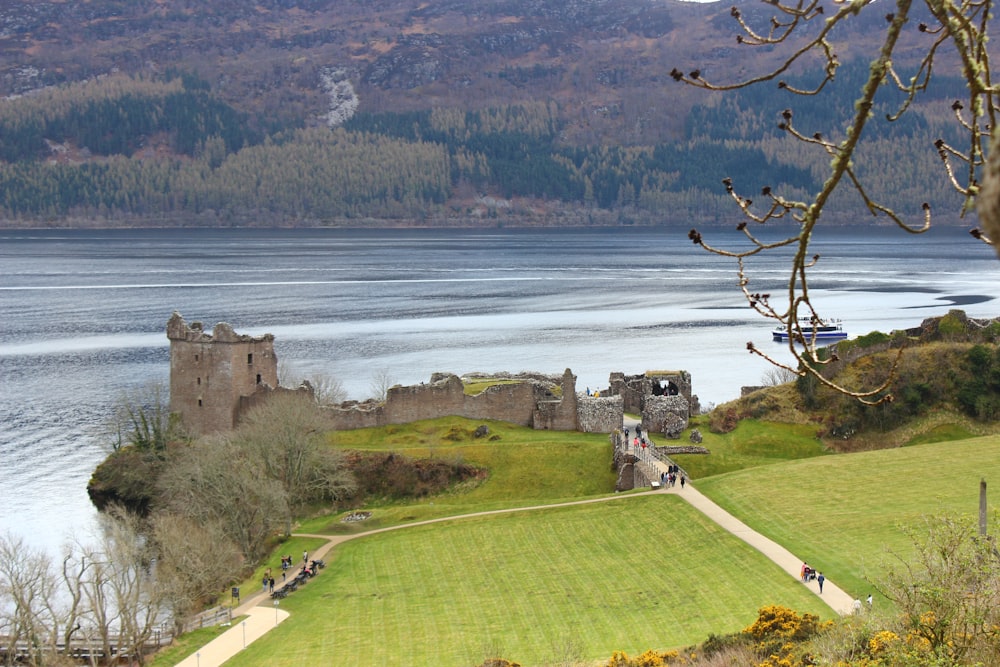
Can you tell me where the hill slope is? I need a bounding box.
[0,0,975,227]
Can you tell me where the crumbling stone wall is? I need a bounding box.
[236,383,315,427]
[321,369,594,432]
[382,374,467,424]
[168,312,278,436]
[642,395,690,439]
[462,379,546,426]
[577,396,624,433]
[608,370,695,415]
[533,369,580,431]
[324,400,385,430]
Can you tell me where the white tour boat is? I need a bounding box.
[772,317,847,341]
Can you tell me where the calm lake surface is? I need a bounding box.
[2,225,998,553]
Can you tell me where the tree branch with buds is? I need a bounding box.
[674,0,999,404]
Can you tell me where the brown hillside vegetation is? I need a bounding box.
[713,311,1000,451]
[0,0,978,227]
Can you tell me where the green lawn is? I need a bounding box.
[224,496,831,667]
[695,434,1000,599]
[298,418,619,535]
[672,419,830,479]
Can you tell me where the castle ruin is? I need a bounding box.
[166,313,696,438]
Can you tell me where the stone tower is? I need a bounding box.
[167,312,279,436]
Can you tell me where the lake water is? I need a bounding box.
[2,225,999,554]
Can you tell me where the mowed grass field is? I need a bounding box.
[224,496,830,667]
[170,417,1000,666]
[695,433,1000,598]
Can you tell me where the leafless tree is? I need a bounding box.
[234,392,356,535]
[0,518,172,667]
[306,373,348,405]
[76,508,170,667]
[0,534,61,667]
[369,367,396,402]
[157,435,289,561]
[760,366,798,387]
[672,0,998,404]
[278,359,348,405]
[148,513,241,634]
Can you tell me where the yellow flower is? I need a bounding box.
[868,630,900,655]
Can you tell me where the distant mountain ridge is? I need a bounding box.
[0,0,975,227]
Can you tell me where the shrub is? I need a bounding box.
[744,605,829,666]
[603,649,680,667]
[937,310,968,340]
[708,407,739,433]
[744,605,823,644]
[853,330,890,349]
[701,631,750,657]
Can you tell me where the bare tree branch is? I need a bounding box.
[676,0,1000,403]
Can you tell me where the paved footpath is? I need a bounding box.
[676,484,856,615]
[177,447,857,665]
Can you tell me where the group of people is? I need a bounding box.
[262,568,277,593]
[801,562,876,611]
[800,562,824,591]
[624,425,651,452]
[659,467,685,489]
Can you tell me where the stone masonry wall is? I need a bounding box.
[577,396,624,433]
[642,395,690,439]
[382,374,467,424]
[533,369,580,430]
[322,370,592,432]
[608,370,695,417]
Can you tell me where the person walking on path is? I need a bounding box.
[866,593,873,609]
[817,572,825,594]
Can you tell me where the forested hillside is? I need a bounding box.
[0,0,976,227]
